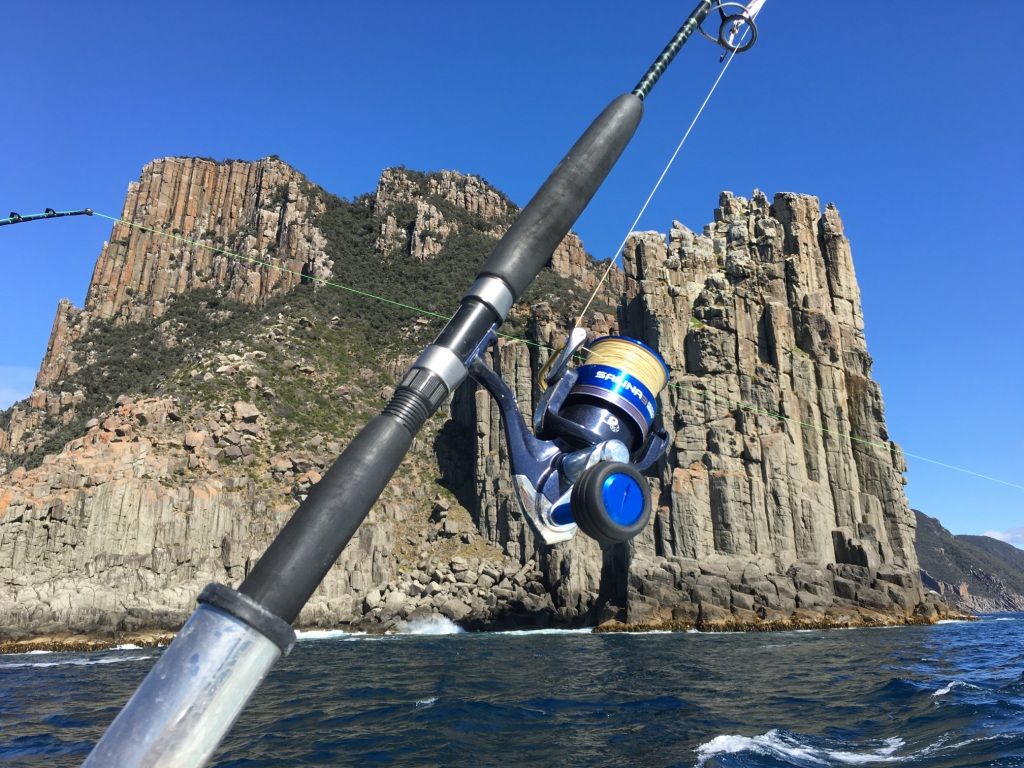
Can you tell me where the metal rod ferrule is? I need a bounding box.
[83,605,281,767]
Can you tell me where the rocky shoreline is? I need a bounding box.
[0,609,977,656]
[0,630,175,655]
[0,548,967,654]
[595,609,978,634]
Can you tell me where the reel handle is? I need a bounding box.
[570,461,652,545]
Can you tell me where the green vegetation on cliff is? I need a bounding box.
[4,170,594,471]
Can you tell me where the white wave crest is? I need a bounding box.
[295,629,364,642]
[0,654,154,670]
[493,627,592,636]
[397,617,465,635]
[696,730,905,766]
[414,696,438,708]
[114,643,142,650]
[932,680,979,697]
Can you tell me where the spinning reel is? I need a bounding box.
[470,329,670,546]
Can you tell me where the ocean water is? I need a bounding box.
[1,614,1021,767]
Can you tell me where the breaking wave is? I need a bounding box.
[932,679,979,697]
[491,626,592,636]
[294,628,364,642]
[396,617,464,635]
[696,730,907,766]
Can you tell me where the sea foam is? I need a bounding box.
[492,627,592,636]
[396,617,464,635]
[696,730,905,766]
[295,628,363,642]
[932,680,979,697]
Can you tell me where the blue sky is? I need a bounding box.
[0,2,1021,543]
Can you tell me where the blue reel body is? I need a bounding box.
[469,329,668,545]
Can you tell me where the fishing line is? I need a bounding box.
[92,211,452,321]
[86,209,1022,493]
[573,16,756,330]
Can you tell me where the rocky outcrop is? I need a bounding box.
[0,393,556,639]
[1,158,331,471]
[916,510,1024,612]
[458,190,946,629]
[0,159,954,645]
[87,157,331,323]
[36,156,331,389]
[373,167,623,296]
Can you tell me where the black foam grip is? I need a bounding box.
[239,412,416,623]
[479,93,642,298]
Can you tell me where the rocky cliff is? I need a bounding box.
[1,157,332,468]
[39,157,332,388]
[0,158,953,648]
[915,510,1024,612]
[460,189,940,629]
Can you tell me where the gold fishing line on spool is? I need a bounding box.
[583,337,668,395]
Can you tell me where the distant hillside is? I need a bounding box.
[915,510,1024,612]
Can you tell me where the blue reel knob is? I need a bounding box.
[570,461,652,545]
[602,472,647,526]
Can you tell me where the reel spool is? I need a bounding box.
[469,331,670,547]
[555,337,668,452]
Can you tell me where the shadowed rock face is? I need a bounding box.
[0,161,951,644]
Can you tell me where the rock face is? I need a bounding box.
[0,396,407,635]
[37,156,331,388]
[0,393,565,638]
[2,157,334,470]
[374,167,622,296]
[459,190,940,628]
[0,160,951,643]
[915,510,1024,612]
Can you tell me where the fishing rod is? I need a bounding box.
[0,208,92,226]
[83,2,761,765]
